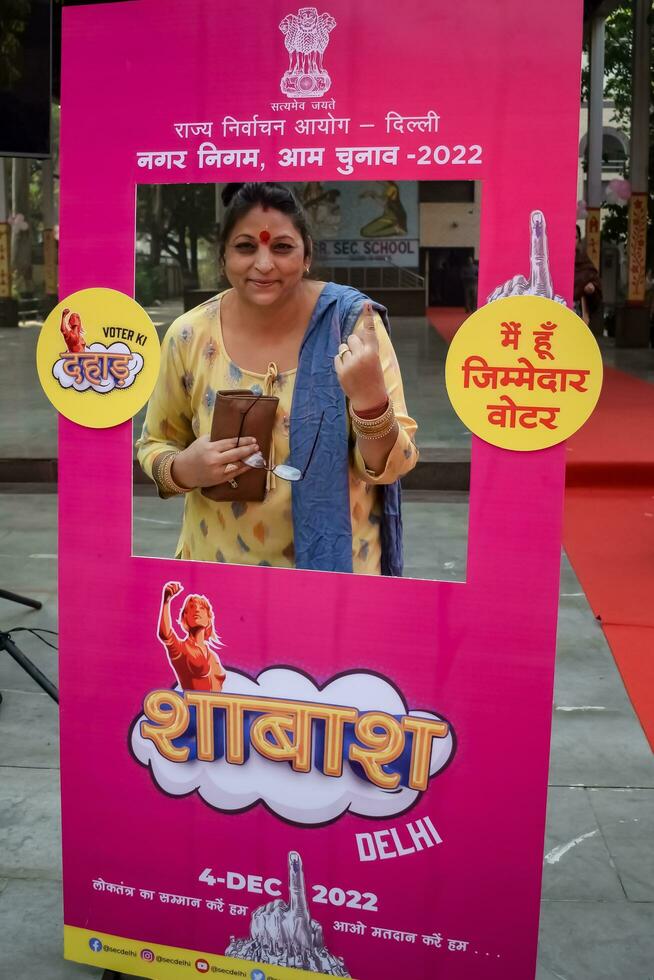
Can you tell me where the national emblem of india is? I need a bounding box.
[279,7,337,98]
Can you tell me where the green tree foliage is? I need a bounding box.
[581,4,653,260]
[582,8,636,121]
[0,0,30,89]
[137,184,216,293]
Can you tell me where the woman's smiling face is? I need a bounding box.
[224,205,309,305]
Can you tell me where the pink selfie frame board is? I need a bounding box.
[58,2,582,978]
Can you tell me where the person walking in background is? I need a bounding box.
[574,225,602,324]
[462,256,479,313]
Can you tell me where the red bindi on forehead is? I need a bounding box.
[259,230,271,243]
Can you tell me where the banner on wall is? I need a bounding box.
[56,2,587,979]
[297,181,419,267]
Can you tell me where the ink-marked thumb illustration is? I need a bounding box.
[279,7,337,98]
[487,210,566,305]
[157,581,227,692]
[60,308,87,353]
[226,851,350,976]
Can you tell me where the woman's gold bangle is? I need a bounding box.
[350,399,396,439]
[350,398,394,428]
[354,419,398,440]
[153,452,192,495]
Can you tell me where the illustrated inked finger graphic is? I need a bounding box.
[487,210,566,306]
[528,210,553,297]
[225,851,350,976]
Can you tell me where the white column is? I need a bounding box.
[0,161,10,294]
[617,0,651,345]
[42,158,58,300]
[585,16,604,270]
[0,161,7,222]
[0,162,17,322]
[215,184,225,284]
[625,0,650,305]
[215,184,224,227]
[630,0,650,196]
[42,159,54,225]
[11,157,32,293]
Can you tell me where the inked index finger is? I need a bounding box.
[355,301,380,350]
[362,301,376,330]
[528,210,554,298]
[288,850,307,915]
[354,301,376,335]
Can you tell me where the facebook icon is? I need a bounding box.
[89,938,103,953]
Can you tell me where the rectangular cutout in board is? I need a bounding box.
[132,178,479,580]
[57,2,582,978]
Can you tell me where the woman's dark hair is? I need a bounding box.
[219,182,312,262]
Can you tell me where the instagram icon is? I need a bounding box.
[140,948,156,962]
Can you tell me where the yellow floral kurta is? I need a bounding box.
[137,291,418,574]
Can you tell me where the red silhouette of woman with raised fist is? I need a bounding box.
[60,308,87,353]
[157,582,227,692]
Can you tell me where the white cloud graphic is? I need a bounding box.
[131,668,454,825]
[53,342,143,393]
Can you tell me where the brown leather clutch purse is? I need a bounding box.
[201,390,279,502]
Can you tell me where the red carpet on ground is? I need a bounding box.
[564,366,654,750]
[603,624,654,750]
[425,307,654,750]
[426,306,468,342]
[566,367,654,484]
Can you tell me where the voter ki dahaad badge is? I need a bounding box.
[445,295,603,451]
[36,288,161,428]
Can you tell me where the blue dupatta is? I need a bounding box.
[289,282,403,575]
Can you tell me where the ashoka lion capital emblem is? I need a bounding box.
[279,7,337,99]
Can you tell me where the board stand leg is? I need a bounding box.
[0,589,59,705]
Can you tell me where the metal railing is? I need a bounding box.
[313,259,424,291]
[17,296,44,324]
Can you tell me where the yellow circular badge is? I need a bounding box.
[36,288,161,428]
[445,296,603,450]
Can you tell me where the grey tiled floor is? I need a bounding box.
[132,491,470,582]
[0,494,652,979]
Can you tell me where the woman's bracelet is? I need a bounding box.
[355,420,398,440]
[350,399,397,440]
[153,451,192,495]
